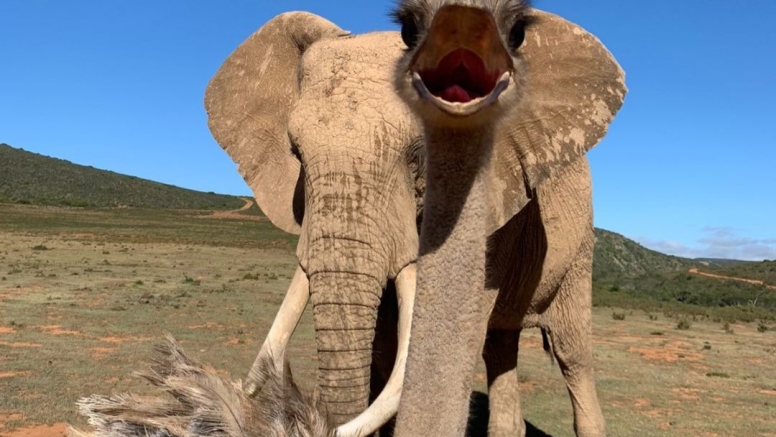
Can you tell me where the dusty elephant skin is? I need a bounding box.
[204,12,422,432]
[390,2,626,437]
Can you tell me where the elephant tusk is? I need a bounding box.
[244,265,309,397]
[335,263,417,437]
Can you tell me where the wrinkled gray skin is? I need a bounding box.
[205,5,626,437]
[206,14,421,427]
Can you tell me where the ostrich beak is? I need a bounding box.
[410,5,513,116]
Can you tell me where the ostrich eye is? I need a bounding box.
[508,20,526,50]
[401,18,419,48]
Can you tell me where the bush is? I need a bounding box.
[676,319,692,330]
[182,275,201,286]
[612,311,626,321]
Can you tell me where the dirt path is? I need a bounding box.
[688,268,776,290]
[200,197,263,221]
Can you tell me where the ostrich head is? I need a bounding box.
[392,0,533,125]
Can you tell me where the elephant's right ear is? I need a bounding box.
[205,13,348,234]
[488,10,626,231]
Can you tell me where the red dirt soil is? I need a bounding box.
[97,336,147,344]
[0,372,31,379]
[91,347,117,360]
[36,325,81,336]
[0,342,41,348]
[688,268,776,289]
[188,322,225,331]
[0,423,68,437]
[200,198,264,221]
[628,341,704,363]
[0,414,23,430]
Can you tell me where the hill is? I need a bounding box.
[696,260,776,287]
[0,143,246,210]
[2,143,771,318]
[592,228,703,282]
[592,230,775,317]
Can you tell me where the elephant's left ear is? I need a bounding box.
[489,9,627,229]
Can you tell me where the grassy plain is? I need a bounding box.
[0,204,774,437]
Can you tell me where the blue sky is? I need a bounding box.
[1,1,773,260]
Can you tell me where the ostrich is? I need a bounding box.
[388,1,626,437]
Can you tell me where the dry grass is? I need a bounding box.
[0,204,775,437]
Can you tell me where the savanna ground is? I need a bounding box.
[0,204,774,437]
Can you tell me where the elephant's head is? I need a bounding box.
[205,12,422,432]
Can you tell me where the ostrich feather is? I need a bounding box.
[68,335,333,437]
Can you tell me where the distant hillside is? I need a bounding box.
[593,229,702,282]
[695,258,750,267]
[593,230,775,313]
[700,260,776,287]
[0,143,246,210]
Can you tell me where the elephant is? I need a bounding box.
[205,12,422,436]
[388,2,626,437]
[202,3,626,437]
[206,1,626,435]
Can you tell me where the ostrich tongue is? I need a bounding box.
[418,48,503,103]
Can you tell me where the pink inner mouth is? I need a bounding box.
[418,49,502,103]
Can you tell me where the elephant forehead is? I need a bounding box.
[301,32,403,94]
[291,32,418,149]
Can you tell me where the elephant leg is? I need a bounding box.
[545,259,605,437]
[483,329,525,437]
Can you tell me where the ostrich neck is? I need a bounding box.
[421,126,493,254]
[396,125,495,437]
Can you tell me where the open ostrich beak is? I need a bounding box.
[410,5,513,116]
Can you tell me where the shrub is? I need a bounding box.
[612,312,626,321]
[676,319,692,330]
[182,275,201,286]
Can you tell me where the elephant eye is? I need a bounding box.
[289,140,302,162]
[401,17,420,49]
[508,19,527,50]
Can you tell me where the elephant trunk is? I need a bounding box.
[309,270,382,425]
[300,159,401,425]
